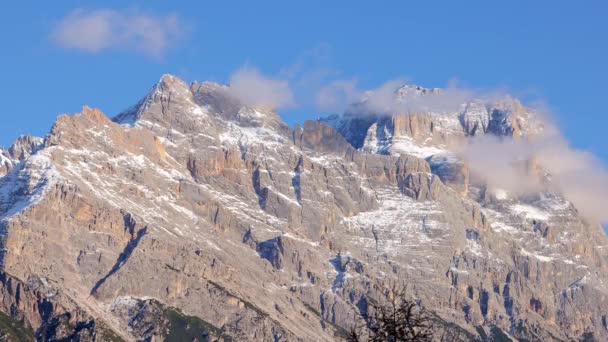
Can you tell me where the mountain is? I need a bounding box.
[0,74,606,341]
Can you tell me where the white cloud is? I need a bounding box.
[462,130,608,225]
[229,66,295,109]
[315,79,360,112]
[315,78,488,115]
[462,136,540,194]
[312,73,532,118]
[51,8,186,58]
[364,80,408,113]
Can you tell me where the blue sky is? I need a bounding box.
[0,1,606,163]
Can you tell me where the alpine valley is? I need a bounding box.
[0,74,606,341]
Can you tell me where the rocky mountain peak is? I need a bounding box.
[7,134,43,161]
[113,74,197,127]
[395,84,441,97]
[0,134,43,177]
[358,83,438,102]
[141,73,193,102]
[158,73,188,88]
[324,84,544,161]
[151,74,194,105]
[114,75,290,144]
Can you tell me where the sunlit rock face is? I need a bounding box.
[0,75,605,341]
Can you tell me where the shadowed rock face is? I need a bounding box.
[0,74,606,341]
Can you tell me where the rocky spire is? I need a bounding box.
[0,135,43,177]
[113,74,196,127]
[7,135,43,160]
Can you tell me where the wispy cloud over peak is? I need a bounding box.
[315,78,514,116]
[228,66,295,110]
[315,79,360,112]
[51,8,187,58]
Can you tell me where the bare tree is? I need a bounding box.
[347,284,433,342]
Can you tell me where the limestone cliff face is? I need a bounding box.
[0,75,606,341]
